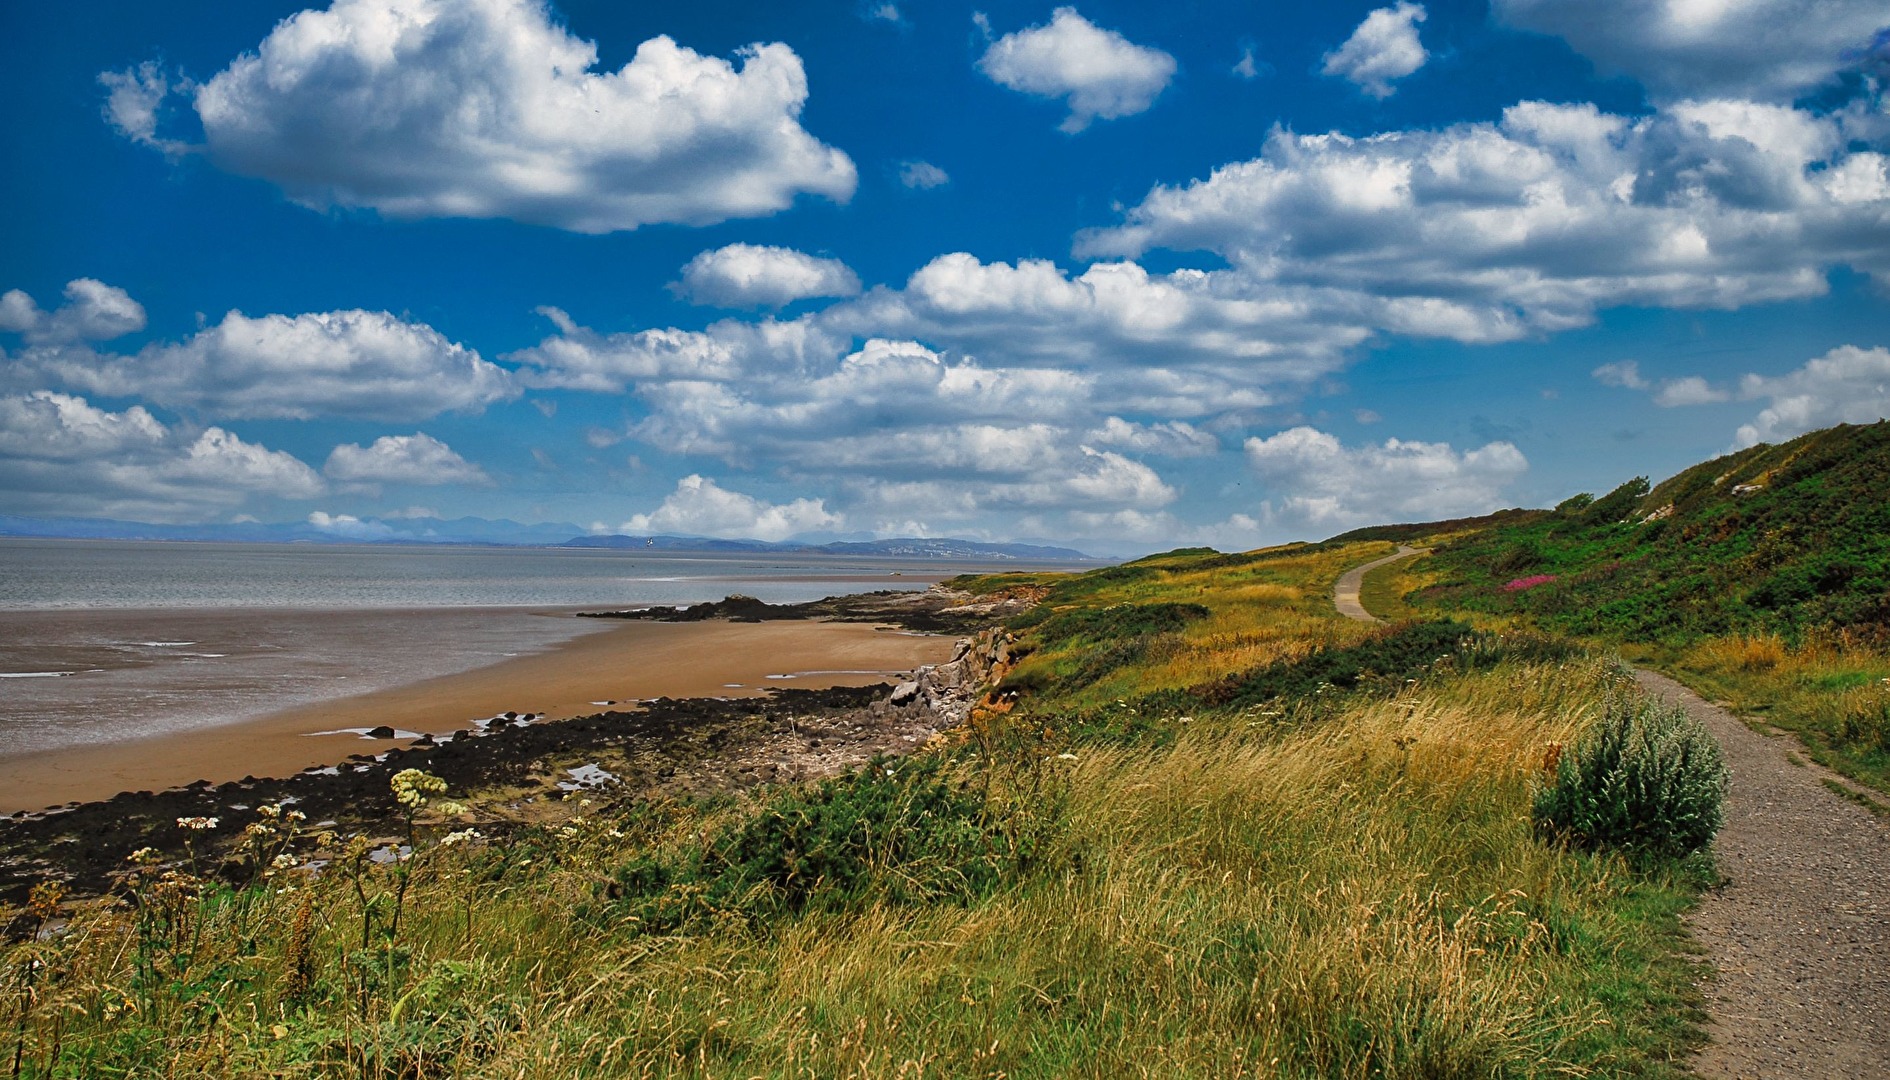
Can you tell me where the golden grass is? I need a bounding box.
[1649,632,1890,795]
[1691,633,1790,672]
[2,656,1701,1078]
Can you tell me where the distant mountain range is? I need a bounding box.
[564,534,1094,561]
[0,514,1097,562]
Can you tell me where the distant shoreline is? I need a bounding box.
[0,617,956,815]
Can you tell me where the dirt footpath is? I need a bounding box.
[1632,668,1890,1078]
[1331,545,1423,623]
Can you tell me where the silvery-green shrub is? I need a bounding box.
[1534,695,1728,862]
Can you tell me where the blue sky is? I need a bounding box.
[2,0,1887,555]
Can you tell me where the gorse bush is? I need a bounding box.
[1201,620,1576,711]
[607,755,1026,932]
[1533,695,1728,861]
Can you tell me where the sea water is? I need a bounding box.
[0,538,1017,757]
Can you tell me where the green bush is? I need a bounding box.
[1028,601,1211,647]
[1533,696,1728,861]
[607,756,1018,932]
[1204,619,1479,709]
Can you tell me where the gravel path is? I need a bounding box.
[1331,545,1424,623]
[1631,669,1890,1078]
[1333,551,1890,1076]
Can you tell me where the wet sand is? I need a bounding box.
[0,619,956,813]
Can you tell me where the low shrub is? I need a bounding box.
[1533,696,1728,862]
[1028,602,1211,647]
[608,756,1020,932]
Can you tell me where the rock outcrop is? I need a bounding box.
[885,627,1017,730]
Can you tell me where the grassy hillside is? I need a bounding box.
[1382,421,1890,797]
[1415,422,1890,643]
[2,543,1713,1078]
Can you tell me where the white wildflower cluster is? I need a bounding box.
[438,828,482,848]
[176,816,219,831]
[126,846,161,866]
[255,803,306,824]
[390,768,448,811]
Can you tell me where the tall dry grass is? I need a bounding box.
[2,655,1700,1078]
[1672,631,1890,793]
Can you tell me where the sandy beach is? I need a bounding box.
[0,618,957,814]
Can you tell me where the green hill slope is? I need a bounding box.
[1414,421,1890,644]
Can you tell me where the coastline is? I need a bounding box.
[0,618,957,814]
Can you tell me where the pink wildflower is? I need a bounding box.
[1503,574,1557,592]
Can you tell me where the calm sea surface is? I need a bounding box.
[0,538,1040,757]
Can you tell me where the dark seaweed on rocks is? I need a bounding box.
[0,684,908,906]
[578,585,1025,636]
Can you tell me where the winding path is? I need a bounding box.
[1335,550,1890,1077]
[1331,545,1425,623]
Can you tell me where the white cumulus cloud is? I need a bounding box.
[97,62,193,156]
[324,432,488,485]
[623,474,841,541]
[15,306,514,421]
[899,160,950,189]
[674,244,862,308]
[108,0,855,232]
[0,279,147,346]
[1494,0,1890,102]
[1652,375,1731,407]
[842,252,1363,389]
[1084,416,1219,456]
[509,307,830,393]
[1592,359,1649,389]
[1244,426,1528,532]
[1733,344,1890,446]
[0,391,323,520]
[1323,3,1428,99]
[977,7,1176,133]
[1079,100,1890,339]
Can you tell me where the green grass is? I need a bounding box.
[1,545,1714,1078]
[1358,558,1419,621]
[1622,637,1890,798]
[1414,422,1890,646]
[1383,422,1890,786]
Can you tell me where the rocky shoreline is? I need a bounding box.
[577,583,1046,635]
[0,593,1025,915]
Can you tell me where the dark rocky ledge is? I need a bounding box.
[577,584,1043,636]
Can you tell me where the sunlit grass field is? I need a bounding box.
[2,542,1710,1078]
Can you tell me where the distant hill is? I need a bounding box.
[0,514,587,546]
[1411,421,1890,642]
[0,514,1097,562]
[563,534,1096,562]
[1326,508,1546,545]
